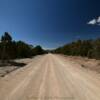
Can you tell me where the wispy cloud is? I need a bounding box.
[97,17,100,23]
[88,19,96,25]
[87,16,100,26]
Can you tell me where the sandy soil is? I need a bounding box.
[60,55,100,73]
[0,58,33,77]
[0,54,100,100]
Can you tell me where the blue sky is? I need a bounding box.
[0,0,100,49]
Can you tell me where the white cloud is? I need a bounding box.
[87,19,96,25]
[97,16,100,23]
[87,16,100,26]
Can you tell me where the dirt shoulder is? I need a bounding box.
[59,54,100,73]
[0,58,33,77]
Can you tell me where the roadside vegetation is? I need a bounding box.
[0,32,46,64]
[54,39,100,59]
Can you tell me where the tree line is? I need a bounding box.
[54,39,100,59]
[0,32,46,62]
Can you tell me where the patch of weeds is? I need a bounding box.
[81,64,87,68]
[0,74,5,77]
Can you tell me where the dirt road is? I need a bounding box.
[0,54,100,100]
